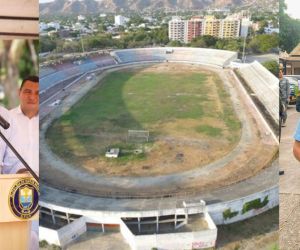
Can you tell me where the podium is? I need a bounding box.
[0,174,38,250]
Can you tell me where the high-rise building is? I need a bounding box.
[220,19,240,38]
[169,15,242,43]
[185,17,204,43]
[114,15,129,27]
[168,17,186,43]
[240,18,252,38]
[203,16,221,37]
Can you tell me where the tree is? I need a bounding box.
[191,35,218,48]
[40,37,57,53]
[0,40,38,108]
[248,34,278,53]
[262,60,279,76]
[279,0,300,52]
[168,40,183,47]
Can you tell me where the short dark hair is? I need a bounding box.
[20,76,39,90]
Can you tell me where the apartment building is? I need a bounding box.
[169,15,242,43]
[220,19,240,38]
[168,17,186,43]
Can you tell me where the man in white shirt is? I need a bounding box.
[1,76,39,175]
[0,76,39,250]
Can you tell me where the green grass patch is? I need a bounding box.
[195,125,223,137]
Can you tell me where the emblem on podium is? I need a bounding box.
[8,178,39,219]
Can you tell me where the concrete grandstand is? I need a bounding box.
[39,48,279,250]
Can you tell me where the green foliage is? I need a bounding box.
[269,244,279,250]
[242,196,269,214]
[18,40,38,78]
[191,35,218,48]
[40,36,57,53]
[279,0,300,52]
[83,34,115,49]
[223,208,239,220]
[262,60,279,76]
[50,245,61,250]
[39,240,48,248]
[168,40,183,47]
[248,34,278,53]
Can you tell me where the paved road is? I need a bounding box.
[279,105,300,249]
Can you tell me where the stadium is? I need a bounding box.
[39,47,279,249]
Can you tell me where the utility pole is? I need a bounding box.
[80,35,85,53]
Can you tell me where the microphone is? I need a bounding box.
[0,114,10,129]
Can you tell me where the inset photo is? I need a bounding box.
[39,0,279,250]
[0,39,39,250]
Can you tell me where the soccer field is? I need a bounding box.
[46,64,241,176]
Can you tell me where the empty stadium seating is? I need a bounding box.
[40,55,116,91]
[111,47,238,67]
[237,61,279,123]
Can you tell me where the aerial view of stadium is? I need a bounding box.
[39,46,279,249]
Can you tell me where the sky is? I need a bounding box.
[285,0,300,19]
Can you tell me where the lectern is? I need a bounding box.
[0,174,39,250]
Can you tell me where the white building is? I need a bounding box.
[264,22,279,34]
[240,18,252,38]
[115,15,129,26]
[78,15,86,21]
[264,27,279,34]
[73,22,84,31]
[168,17,186,43]
[47,22,60,31]
[39,22,48,32]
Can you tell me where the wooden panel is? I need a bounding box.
[0,0,38,39]
[0,221,30,250]
[0,19,38,38]
[0,0,38,18]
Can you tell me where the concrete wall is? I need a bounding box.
[120,212,217,250]
[207,185,278,225]
[40,226,60,246]
[39,217,87,247]
[40,185,278,227]
[58,217,87,247]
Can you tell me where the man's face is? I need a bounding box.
[279,70,283,79]
[19,80,39,117]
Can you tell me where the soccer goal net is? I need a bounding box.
[127,130,149,143]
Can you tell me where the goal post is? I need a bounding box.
[127,130,149,143]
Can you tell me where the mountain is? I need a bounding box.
[40,0,275,15]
